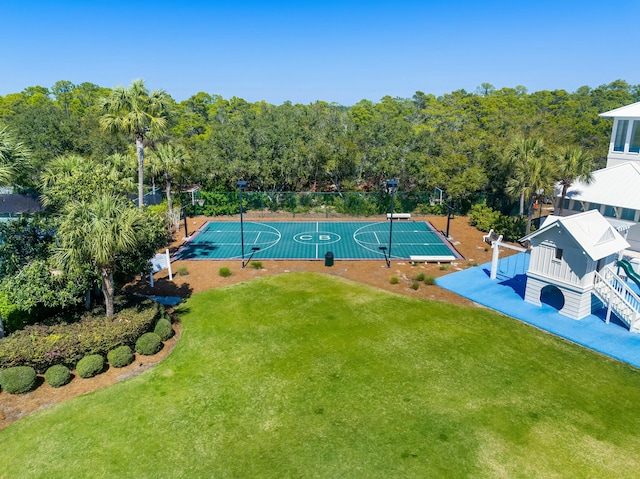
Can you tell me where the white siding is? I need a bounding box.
[524,274,599,320]
[528,238,585,287]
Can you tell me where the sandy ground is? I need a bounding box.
[1,212,526,430]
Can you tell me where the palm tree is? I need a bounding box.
[99,80,171,208]
[505,136,545,217]
[40,154,134,211]
[553,146,594,215]
[0,125,31,186]
[148,143,192,217]
[505,136,557,235]
[54,193,146,318]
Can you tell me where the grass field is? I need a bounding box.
[1,273,640,478]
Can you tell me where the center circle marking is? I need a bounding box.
[294,231,341,245]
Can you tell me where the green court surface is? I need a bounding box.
[175,221,461,261]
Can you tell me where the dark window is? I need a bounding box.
[555,248,563,260]
[614,120,629,152]
[603,205,617,217]
[630,120,640,153]
[621,208,636,221]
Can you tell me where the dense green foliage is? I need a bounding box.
[44,364,71,388]
[0,291,30,334]
[2,79,639,206]
[0,298,160,372]
[135,332,162,356]
[0,365,36,394]
[468,200,530,241]
[107,345,135,368]
[1,274,639,477]
[76,354,104,379]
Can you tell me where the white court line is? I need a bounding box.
[254,231,262,244]
[374,232,381,244]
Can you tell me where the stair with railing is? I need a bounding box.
[593,266,640,333]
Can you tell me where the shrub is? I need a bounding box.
[468,201,501,232]
[176,266,189,276]
[107,345,135,368]
[413,272,426,282]
[76,354,105,379]
[136,332,163,356]
[411,281,420,290]
[250,261,262,269]
[390,276,399,285]
[0,291,31,335]
[424,276,436,285]
[439,264,450,271]
[154,318,174,341]
[45,364,71,388]
[468,201,530,242]
[495,214,529,242]
[0,366,37,394]
[219,266,231,277]
[0,298,160,372]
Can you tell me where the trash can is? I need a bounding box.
[324,251,334,267]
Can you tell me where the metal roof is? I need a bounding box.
[558,162,640,211]
[520,210,630,261]
[600,101,640,118]
[0,194,42,215]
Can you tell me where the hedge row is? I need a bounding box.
[2,322,175,394]
[0,299,163,373]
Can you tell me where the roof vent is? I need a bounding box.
[595,227,615,245]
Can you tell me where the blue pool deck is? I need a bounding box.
[437,253,640,369]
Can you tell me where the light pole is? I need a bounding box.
[182,205,189,238]
[237,180,247,268]
[386,179,398,269]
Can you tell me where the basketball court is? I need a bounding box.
[174,220,461,261]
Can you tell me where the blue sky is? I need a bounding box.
[2,0,639,105]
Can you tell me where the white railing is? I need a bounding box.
[593,266,640,332]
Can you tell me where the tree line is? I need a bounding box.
[2,79,639,202]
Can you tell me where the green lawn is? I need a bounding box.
[1,272,640,478]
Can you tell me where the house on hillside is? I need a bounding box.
[554,101,640,255]
[521,210,629,320]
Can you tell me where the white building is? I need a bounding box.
[555,101,640,254]
[600,101,640,168]
[521,210,629,320]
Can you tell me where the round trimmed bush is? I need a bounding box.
[76,354,105,379]
[107,345,135,368]
[219,266,232,277]
[0,366,37,394]
[154,318,174,341]
[44,364,71,388]
[135,332,163,355]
